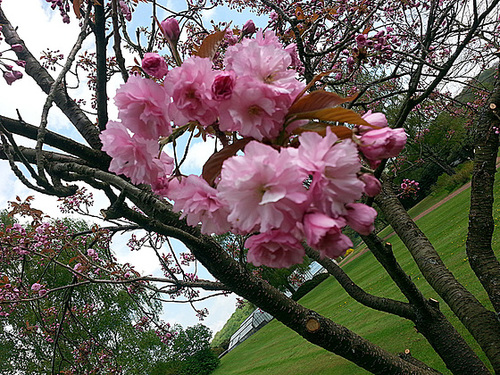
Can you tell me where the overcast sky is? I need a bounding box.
[0,0,268,336]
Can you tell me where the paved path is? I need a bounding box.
[338,177,475,267]
[339,159,500,268]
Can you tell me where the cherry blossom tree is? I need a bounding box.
[0,0,500,374]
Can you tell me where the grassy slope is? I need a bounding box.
[213,176,500,375]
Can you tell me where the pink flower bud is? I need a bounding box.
[119,1,132,21]
[3,70,22,85]
[345,203,377,235]
[241,20,256,36]
[15,60,26,67]
[11,44,23,52]
[361,110,388,130]
[360,174,381,197]
[141,52,168,79]
[211,72,235,100]
[161,18,180,45]
[360,127,406,161]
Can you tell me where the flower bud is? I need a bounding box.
[360,174,381,197]
[161,18,180,45]
[211,72,235,101]
[344,203,377,235]
[241,20,256,37]
[141,52,168,79]
[360,127,406,161]
[11,44,23,52]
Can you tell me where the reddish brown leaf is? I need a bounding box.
[195,29,227,60]
[292,107,375,127]
[293,123,354,139]
[73,0,83,19]
[202,138,252,185]
[288,91,358,115]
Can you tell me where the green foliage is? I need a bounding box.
[431,161,474,195]
[211,302,255,348]
[180,348,220,375]
[291,273,329,301]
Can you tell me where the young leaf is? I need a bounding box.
[202,138,251,185]
[292,107,374,127]
[288,91,358,115]
[195,29,227,60]
[293,123,354,139]
[73,0,83,19]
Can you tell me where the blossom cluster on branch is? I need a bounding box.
[100,24,407,268]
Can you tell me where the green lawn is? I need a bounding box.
[213,177,500,374]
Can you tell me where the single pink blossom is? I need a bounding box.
[360,127,407,161]
[302,212,351,256]
[344,203,377,235]
[218,78,290,140]
[225,30,304,98]
[168,175,231,235]
[245,230,305,268]
[218,141,308,233]
[114,75,172,139]
[100,121,170,185]
[297,128,365,217]
[142,53,168,79]
[165,56,218,127]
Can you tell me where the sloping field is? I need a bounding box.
[213,177,500,374]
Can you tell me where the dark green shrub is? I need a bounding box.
[431,161,474,195]
[292,273,329,301]
[180,348,220,375]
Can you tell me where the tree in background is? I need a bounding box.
[0,1,499,374]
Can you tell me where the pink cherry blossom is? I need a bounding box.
[297,128,365,217]
[218,141,309,233]
[142,53,168,79]
[168,175,231,235]
[165,56,218,127]
[360,127,407,161]
[218,78,289,140]
[100,121,170,185]
[225,30,304,98]
[119,1,132,21]
[212,71,235,101]
[114,75,172,139]
[245,230,305,268]
[302,212,352,258]
[344,203,377,235]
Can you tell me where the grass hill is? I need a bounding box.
[212,172,500,374]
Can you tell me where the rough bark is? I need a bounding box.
[375,180,500,372]
[466,69,500,314]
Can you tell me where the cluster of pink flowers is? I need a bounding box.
[101,24,407,268]
[399,178,420,199]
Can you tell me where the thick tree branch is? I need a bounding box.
[375,178,500,372]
